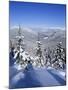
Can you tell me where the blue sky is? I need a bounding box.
[9,1,66,28]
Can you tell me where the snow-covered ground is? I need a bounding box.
[9,63,66,89]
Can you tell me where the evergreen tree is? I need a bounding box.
[35,33,44,66]
[44,47,52,66]
[54,42,66,69]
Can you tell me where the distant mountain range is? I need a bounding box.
[9,26,66,56]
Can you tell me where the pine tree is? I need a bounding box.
[44,47,52,66]
[36,32,44,66]
[14,25,25,65]
[54,42,66,69]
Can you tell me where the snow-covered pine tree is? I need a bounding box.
[44,47,52,67]
[13,25,34,70]
[54,42,66,69]
[35,32,44,66]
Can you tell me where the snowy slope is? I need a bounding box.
[9,64,66,89]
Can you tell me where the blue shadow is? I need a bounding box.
[47,70,66,85]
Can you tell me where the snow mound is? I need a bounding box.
[58,71,65,77]
[11,72,25,85]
